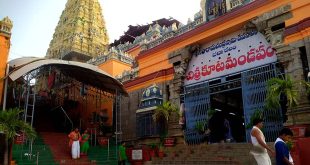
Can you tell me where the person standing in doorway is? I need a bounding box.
[224,117,233,142]
[118,142,128,165]
[80,129,90,156]
[274,128,294,165]
[250,118,274,165]
[68,128,81,159]
[209,111,226,143]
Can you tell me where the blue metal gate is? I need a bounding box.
[184,82,210,144]
[184,63,283,144]
[242,63,283,142]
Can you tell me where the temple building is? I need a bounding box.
[46,0,109,62]
[42,0,310,145]
[87,0,310,144]
[1,0,310,164]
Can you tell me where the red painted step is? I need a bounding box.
[40,132,95,164]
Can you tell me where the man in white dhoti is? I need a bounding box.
[68,128,81,159]
[250,118,274,165]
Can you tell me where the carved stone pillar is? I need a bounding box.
[167,45,196,137]
[284,48,310,126]
[251,4,310,127]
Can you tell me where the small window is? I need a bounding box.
[271,23,285,32]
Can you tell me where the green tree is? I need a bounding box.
[246,109,263,129]
[266,76,298,109]
[152,101,178,136]
[0,108,36,165]
[265,76,299,125]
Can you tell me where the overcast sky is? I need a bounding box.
[0,0,201,60]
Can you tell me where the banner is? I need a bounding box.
[184,30,277,85]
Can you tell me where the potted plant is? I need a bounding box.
[171,151,178,158]
[96,109,113,146]
[97,125,112,146]
[0,108,36,165]
[286,139,294,151]
[265,75,307,137]
[195,121,206,134]
[157,144,165,158]
[149,143,157,158]
[246,110,263,129]
[152,101,178,147]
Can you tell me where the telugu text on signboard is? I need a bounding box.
[184,30,277,85]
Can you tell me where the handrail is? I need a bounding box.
[59,106,73,131]
[51,106,73,131]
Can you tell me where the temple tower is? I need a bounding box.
[0,16,13,106]
[46,0,109,62]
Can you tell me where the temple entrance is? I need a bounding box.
[210,88,246,142]
[184,63,284,144]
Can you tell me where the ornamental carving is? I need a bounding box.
[201,0,250,22]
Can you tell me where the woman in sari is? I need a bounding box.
[80,129,90,156]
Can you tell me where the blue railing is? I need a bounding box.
[242,63,283,142]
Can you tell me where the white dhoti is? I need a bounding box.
[250,126,272,165]
[250,150,271,165]
[71,141,80,159]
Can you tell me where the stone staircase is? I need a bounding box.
[40,132,118,165]
[40,132,94,164]
[87,145,118,165]
[151,143,275,165]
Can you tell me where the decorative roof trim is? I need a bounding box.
[7,57,128,95]
[136,0,272,60]
[123,67,174,88]
[284,17,310,37]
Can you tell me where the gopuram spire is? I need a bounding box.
[46,0,109,62]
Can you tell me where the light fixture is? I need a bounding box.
[229,112,236,115]
[215,108,222,111]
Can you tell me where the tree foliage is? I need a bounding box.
[266,76,298,110]
[246,109,263,129]
[152,101,178,122]
[0,108,36,142]
[152,101,178,136]
[265,75,310,125]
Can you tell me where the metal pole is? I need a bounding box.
[94,128,96,146]
[107,138,110,160]
[2,64,9,110]
[18,85,22,109]
[36,152,39,165]
[24,76,30,122]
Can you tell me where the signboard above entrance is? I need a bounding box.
[184,30,277,85]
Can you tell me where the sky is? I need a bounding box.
[0,0,201,61]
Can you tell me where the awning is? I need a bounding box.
[7,57,128,96]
